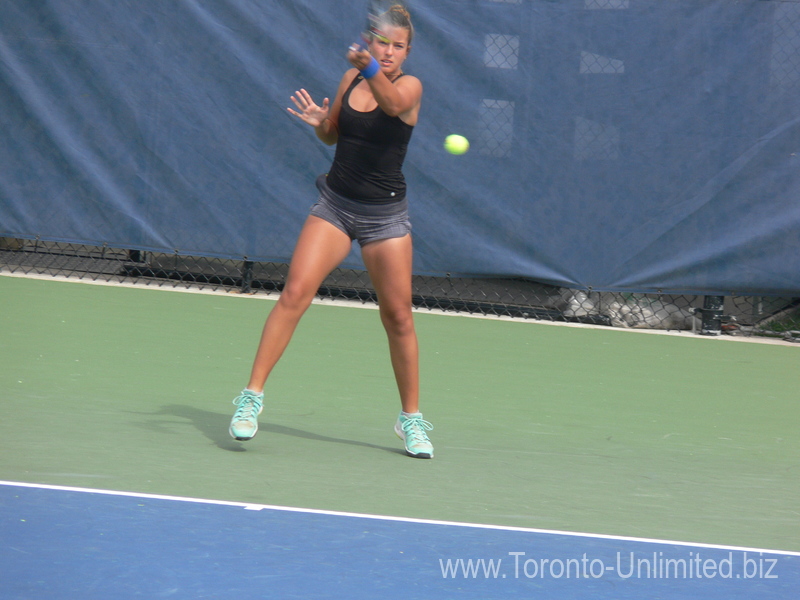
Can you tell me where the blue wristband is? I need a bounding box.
[360,56,380,79]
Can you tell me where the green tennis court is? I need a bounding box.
[1,274,798,554]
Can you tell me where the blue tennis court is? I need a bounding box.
[1,481,797,599]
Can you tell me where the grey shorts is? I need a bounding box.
[311,174,412,247]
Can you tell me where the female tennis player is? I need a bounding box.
[228,5,433,458]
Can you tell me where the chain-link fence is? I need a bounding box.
[2,238,798,342]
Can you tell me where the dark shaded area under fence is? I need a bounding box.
[3,240,797,341]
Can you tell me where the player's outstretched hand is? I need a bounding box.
[288,89,329,127]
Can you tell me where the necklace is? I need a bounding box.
[359,70,403,82]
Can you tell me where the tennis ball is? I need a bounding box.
[444,134,469,155]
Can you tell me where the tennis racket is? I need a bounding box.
[362,0,397,45]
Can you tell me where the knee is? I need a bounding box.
[380,304,415,337]
[277,280,316,314]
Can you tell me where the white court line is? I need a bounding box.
[2,480,799,557]
[2,271,798,347]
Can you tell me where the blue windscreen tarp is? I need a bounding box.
[1,0,798,295]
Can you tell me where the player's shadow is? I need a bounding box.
[141,405,405,456]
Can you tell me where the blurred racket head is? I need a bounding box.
[362,0,398,45]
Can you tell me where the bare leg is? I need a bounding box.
[246,216,353,392]
[360,234,419,413]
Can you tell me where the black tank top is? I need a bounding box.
[326,74,414,203]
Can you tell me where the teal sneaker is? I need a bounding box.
[394,412,434,459]
[229,389,264,441]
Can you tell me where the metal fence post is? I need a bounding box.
[699,295,724,335]
[241,260,254,293]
